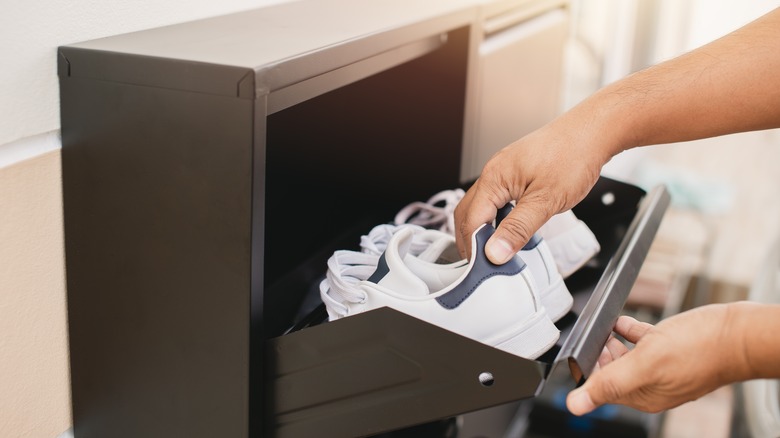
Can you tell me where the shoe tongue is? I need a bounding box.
[372,227,430,296]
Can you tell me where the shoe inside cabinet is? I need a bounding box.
[286,176,645,334]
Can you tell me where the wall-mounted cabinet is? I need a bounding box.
[58,1,668,437]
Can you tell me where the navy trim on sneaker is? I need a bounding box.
[522,233,543,250]
[436,225,526,309]
[367,252,390,283]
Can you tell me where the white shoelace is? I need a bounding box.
[319,250,376,318]
[320,224,426,318]
[394,189,465,235]
[322,196,472,319]
[359,224,399,256]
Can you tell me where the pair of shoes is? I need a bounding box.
[394,189,600,280]
[320,223,560,360]
[394,189,600,322]
[318,189,600,360]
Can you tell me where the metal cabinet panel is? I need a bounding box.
[465,8,568,180]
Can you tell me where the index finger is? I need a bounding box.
[614,315,654,344]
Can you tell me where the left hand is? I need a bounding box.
[566,304,751,415]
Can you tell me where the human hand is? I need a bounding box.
[454,7,780,263]
[566,304,753,415]
[453,116,611,262]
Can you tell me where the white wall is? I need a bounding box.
[0,0,289,150]
[0,1,288,437]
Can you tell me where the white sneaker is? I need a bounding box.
[516,234,573,322]
[377,220,573,322]
[395,189,577,321]
[537,211,601,279]
[320,224,560,360]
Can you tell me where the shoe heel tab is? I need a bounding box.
[473,224,526,271]
[436,224,527,309]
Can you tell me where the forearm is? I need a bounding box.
[567,7,780,159]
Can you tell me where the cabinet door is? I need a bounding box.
[466,8,568,181]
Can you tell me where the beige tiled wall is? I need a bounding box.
[0,150,71,438]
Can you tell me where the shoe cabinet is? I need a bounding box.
[58,0,669,437]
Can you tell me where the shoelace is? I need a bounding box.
[321,224,427,318]
[319,250,377,318]
[359,224,399,256]
[394,189,465,235]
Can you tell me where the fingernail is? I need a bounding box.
[486,238,514,264]
[568,389,596,416]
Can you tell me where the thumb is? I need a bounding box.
[486,193,551,264]
[566,351,642,416]
[566,385,598,416]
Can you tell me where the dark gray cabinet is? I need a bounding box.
[58,1,668,437]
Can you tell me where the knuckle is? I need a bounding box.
[526,188,558,214]
[498,215,534,243]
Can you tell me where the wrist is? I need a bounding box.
[718,302,754,383]
[731,301,780,380]
[561,85,636,166]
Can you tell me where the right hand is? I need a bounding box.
[454,117,610,262]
